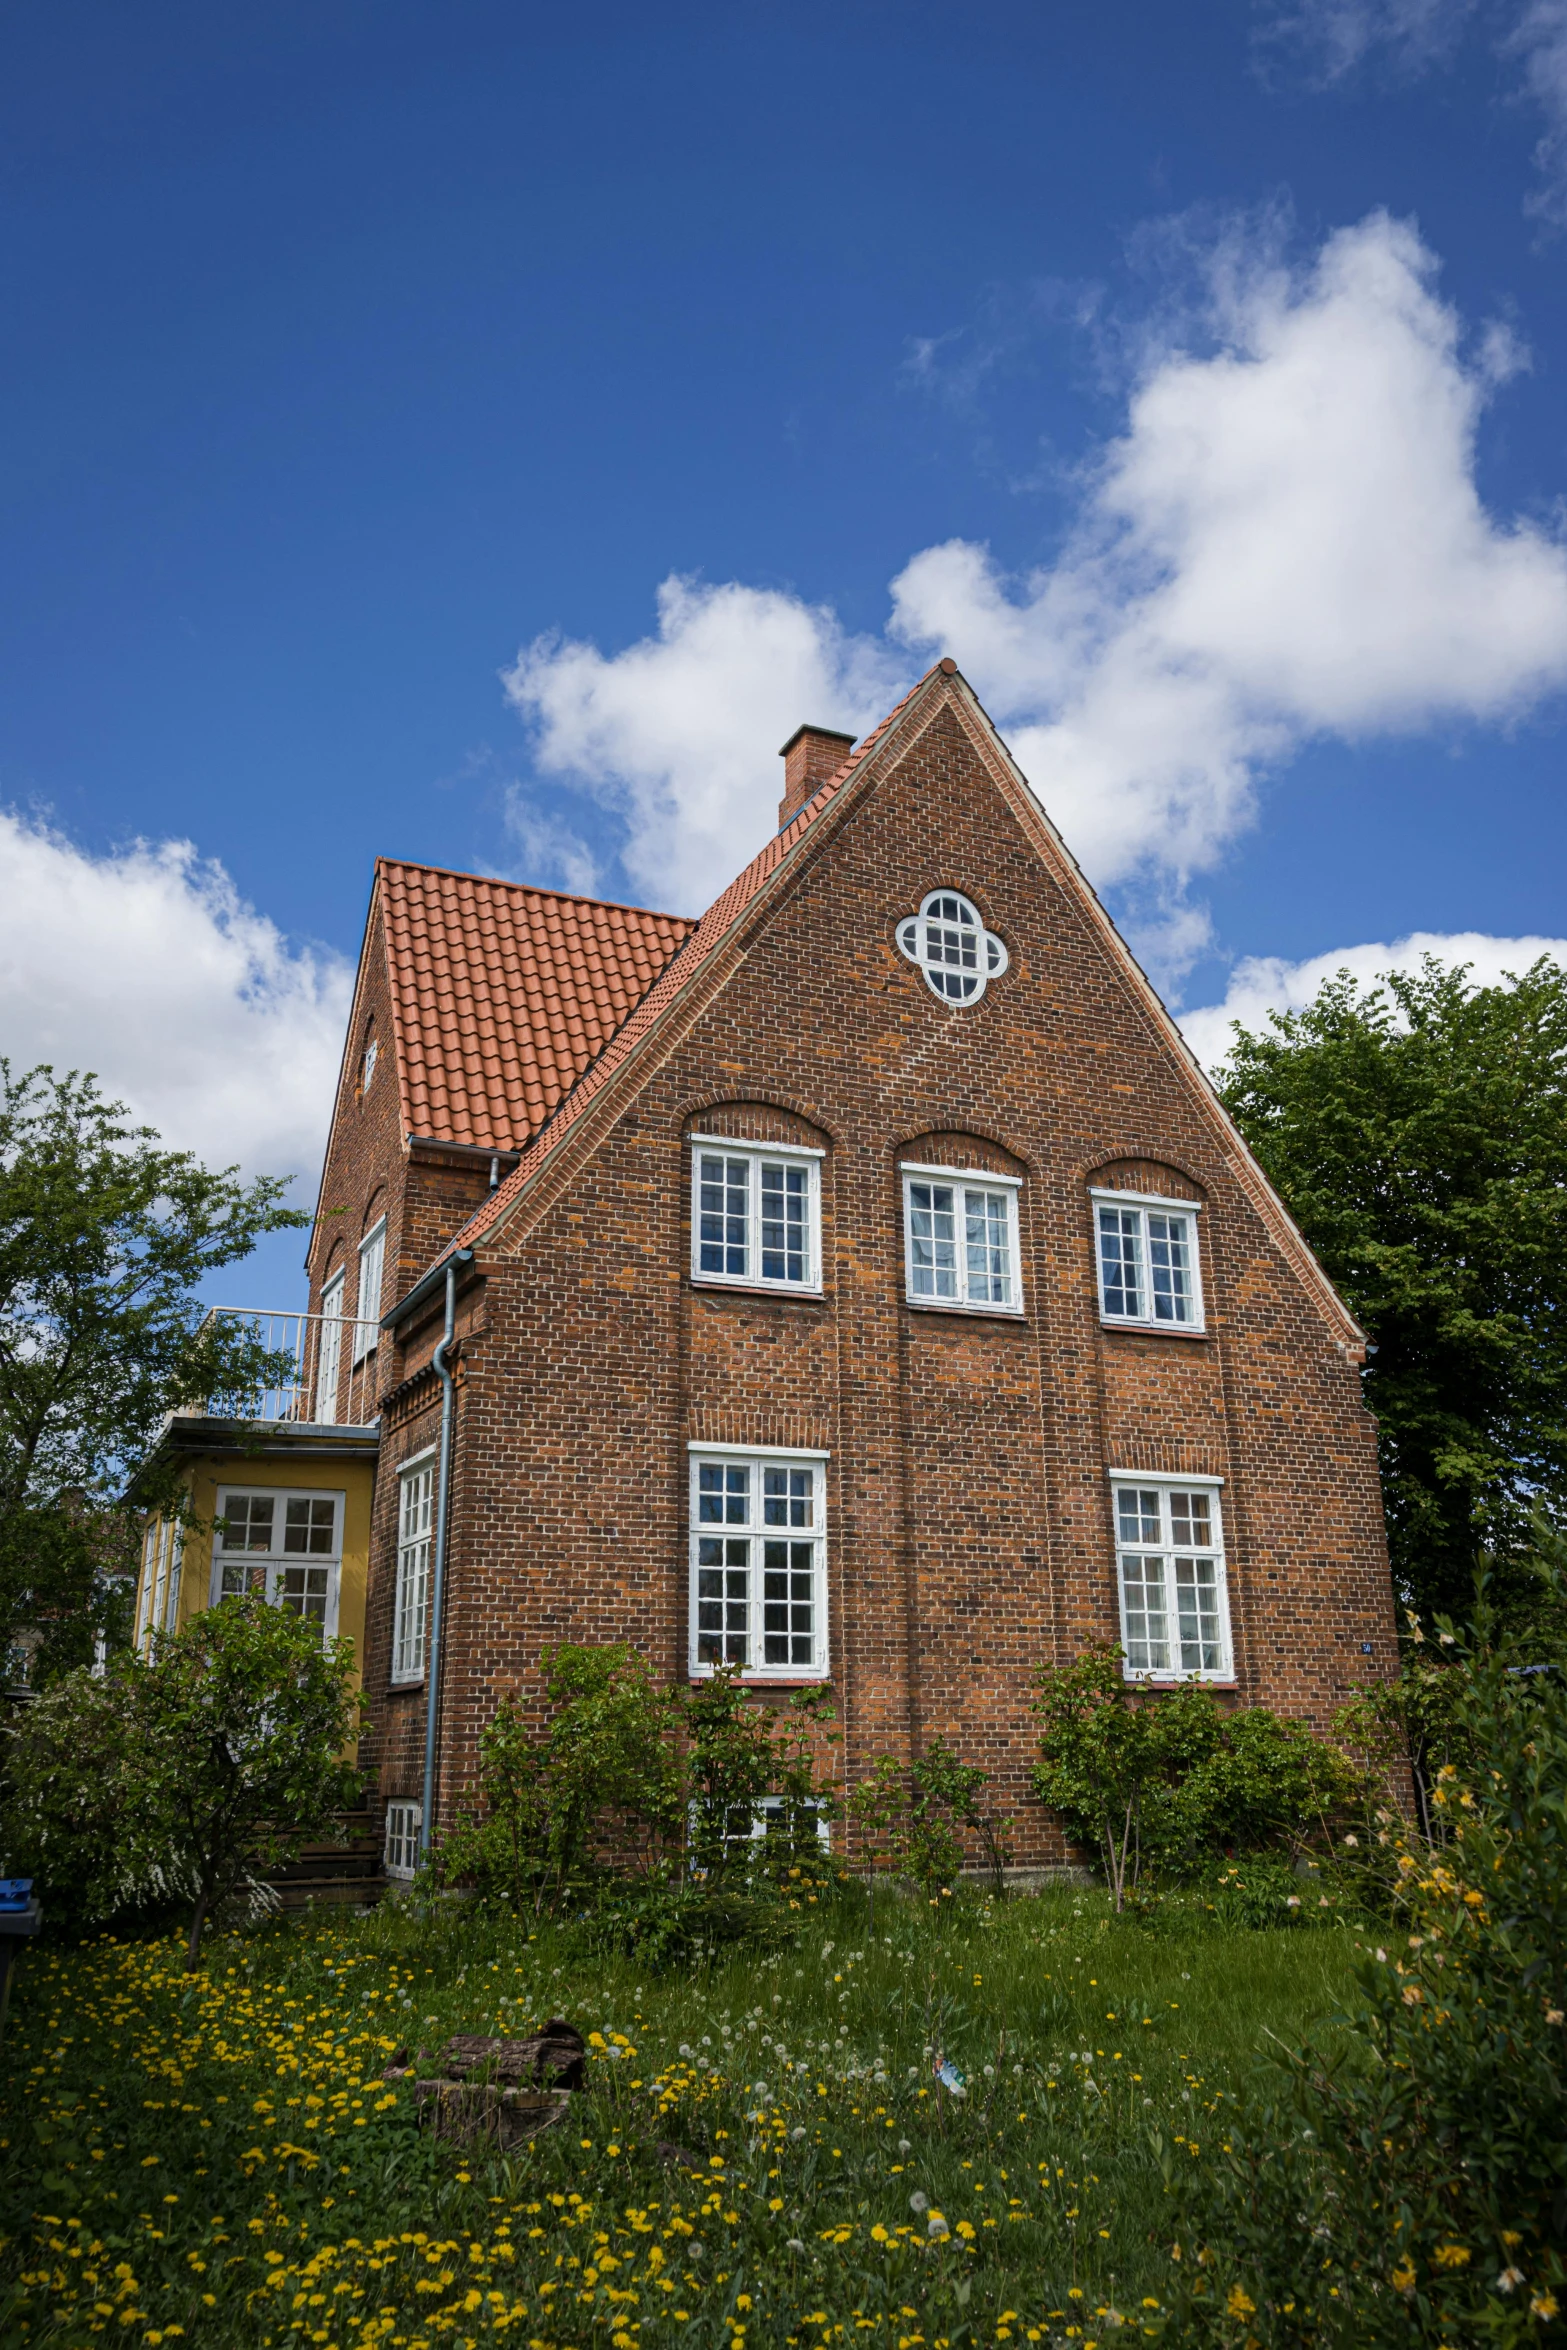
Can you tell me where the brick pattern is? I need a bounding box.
[346,677,1395,1863]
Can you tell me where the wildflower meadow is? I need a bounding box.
[0,1884,1358,2350]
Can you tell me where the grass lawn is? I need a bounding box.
[0,1887,1364,2349]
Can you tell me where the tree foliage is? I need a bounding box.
[4,1594,363,1965]
[1217,955,1567,1622]
[0,1063,305,1675]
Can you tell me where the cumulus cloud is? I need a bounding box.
[0,812,352,1186]
[506,212,1567,980]
[503,577,902,914]
[1508,0,1567,220]
[1179,927,1567,1067]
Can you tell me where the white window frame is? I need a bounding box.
[315,1269,346,1423]
[1108,1470,1231,1683]
[1090,1187,1205,1334]
[392,1452,436,1685]
[900,1162,1024,1316]
[896,890,1009,1006]
[362,1034,379,1093]
[688,1136,824,1295]
[384,1800,421,1880]
[353,1218,387,1362]
[687,1443,829,1682]
[209,1486,345,1638]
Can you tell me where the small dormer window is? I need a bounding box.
[361,1034,378,1092]
[897,891,1008,1005]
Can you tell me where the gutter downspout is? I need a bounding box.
[420,1248,473,1862]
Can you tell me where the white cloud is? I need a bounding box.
[1254,0,1476,83]
[1179,928,1567,1067]
[0,812,351,1187]
[499,794,604,900]
[1509,0,1567,220]
[503,577,902,914]
[506,213,1567,973]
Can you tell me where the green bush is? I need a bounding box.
[1166,1624,1567,2344]
[1031,1644,1362,1909]
[848,1735,1014,1904]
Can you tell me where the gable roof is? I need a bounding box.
[376,859,696,1152]
[400,664,1364,1354]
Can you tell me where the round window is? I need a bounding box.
[896,891,1008,1005]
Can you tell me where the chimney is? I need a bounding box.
[778,723,856,828]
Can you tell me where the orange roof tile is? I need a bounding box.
[376,860,696,1152]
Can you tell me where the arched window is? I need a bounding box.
[897,891,1008,1005]
[361,1025,379,1094]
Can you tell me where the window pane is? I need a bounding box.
[283,1497,337,1555]
[1116,1487,1161,1545]
[696,1538,749,1665]
[759,1161,809,1283]
[698,1154,750,1277]
[762,1539,815,1665]
[1147,1213,1194,1324]
[219,1559,266,1600]
[924,898,981,1001]
[699,1464,749,1524]
[1174,1555,1224,1672]
[1119,1554,1170,1673]
[909,1181,959,1298]
[964,1188,1012,1305]
[276,1565,330,1629]
[221,1496,274,1553]
[1098,1207,1144,1319]
[763,1467,813,1528]
[1168,1489,1212,1548]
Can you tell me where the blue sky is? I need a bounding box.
[3,0,1567,1305]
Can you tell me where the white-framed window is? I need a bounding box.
[688,1445,828,1681]
[393,1456,434,1683]
[900,1162,1023,1314]
[210,1486,344,1638]
[690,1793,832,1867]
[896,890,1008,1006]
[138,1518,180,1650]
[353,1218,387,1362]
[315,1269,345,1422]
[1110,1474,1231,1681]
[1091,1188,1204,1332]
[362,1034,379,1093]
[384,1800,421,1879]
[689,1136,823,1293]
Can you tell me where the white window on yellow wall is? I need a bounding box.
[140,1518,183,1649]
[210,1486,345,1638]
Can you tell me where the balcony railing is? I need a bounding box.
[194,1307,381,1426]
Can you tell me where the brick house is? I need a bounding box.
[136,659,1396,1879]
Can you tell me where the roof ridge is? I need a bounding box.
[376,854,694,928]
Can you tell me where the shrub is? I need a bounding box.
[1167,1623,1567,2343]
[1032,1644,1362,1908]
[849,1737,1014,1905]
[4,1594,363,1964]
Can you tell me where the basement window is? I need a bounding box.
[689,1136,823,1292]
[384,1802,421,1880]
[1110,1474,1231,1681]
[688,1446,829,1681]
[1092,1189,1204,1332]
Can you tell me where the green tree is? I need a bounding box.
[0,1063,305,1679]
[4,1594,364,1965]
[1217,956,1567,1624]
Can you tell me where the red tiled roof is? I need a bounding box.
[376,860,696,1152]
[439,665,938,1255]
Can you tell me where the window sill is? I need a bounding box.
[1099,1317,1208,1340]
[690,1277,826,1301]
[1123,1677,1235,1690]
[387,1677,425,1694]
[905,1298,1025,1322]
[687,1672,831,1688]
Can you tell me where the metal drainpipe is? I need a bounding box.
[419,1247,472,1862]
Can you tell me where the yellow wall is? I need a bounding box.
[134,1451,376,1708]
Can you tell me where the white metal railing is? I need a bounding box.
[195,1308,381,1426]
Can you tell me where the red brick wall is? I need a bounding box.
[361,696,1395,1864]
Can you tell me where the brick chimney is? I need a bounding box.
[778,723,856,828]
